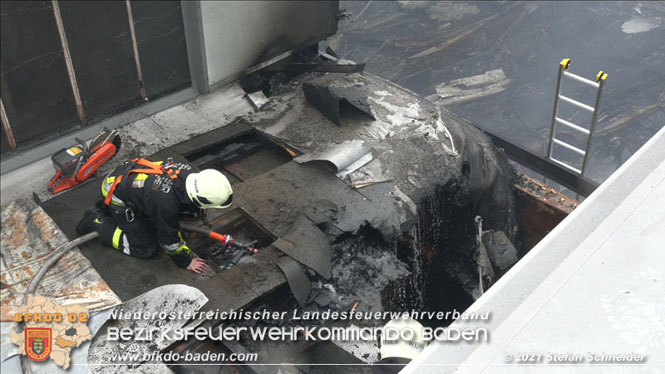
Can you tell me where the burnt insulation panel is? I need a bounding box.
[131,1,190,98]
[58,1,142,122]
[1,128,10,153]
[0,1,80,149]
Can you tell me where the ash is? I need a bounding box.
[324,229,411,319]
[228,229,411,357]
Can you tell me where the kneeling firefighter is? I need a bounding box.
[75,157,233,274]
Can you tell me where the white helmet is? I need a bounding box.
[380,316,427,360]
[185,169,233,209]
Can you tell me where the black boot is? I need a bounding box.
[75,206,106,235]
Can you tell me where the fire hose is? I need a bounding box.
[16,225,253,371]
[179,223,258,254]
[17,231,99,374]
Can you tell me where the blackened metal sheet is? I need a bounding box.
[0,1,80,149]
[58,1,141,122]
[302,82,375,125]
[272,215,332,279]
[275,256,311,307]
[131,1,190,99]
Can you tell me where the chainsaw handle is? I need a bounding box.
[75,137,89,155]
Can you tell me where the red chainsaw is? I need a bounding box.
[48,128,121,194]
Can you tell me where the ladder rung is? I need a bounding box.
[553,138,586,156]
[555,117,590,135]
[559,95,595,112]
[563,71,600,88]
[549,157,582,174]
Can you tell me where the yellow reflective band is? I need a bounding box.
[112,227,123,249]
[102,176,116,197]
[134,173,149,181]
[167,244,190,256]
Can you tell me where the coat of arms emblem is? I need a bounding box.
[25,328,52,362]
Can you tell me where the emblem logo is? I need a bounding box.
[25,328,52,362]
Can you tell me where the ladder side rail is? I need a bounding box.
[581,75,607,175]
[548,63,566,159]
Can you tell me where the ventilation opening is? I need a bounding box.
[186,208,274,271]
[338,98,376,126]
[185,132,292,184]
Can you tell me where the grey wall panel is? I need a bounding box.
[200,1,339,86]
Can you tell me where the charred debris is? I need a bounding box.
[190,55,521,320]
[47,51,578,372]
[144,56,529,369]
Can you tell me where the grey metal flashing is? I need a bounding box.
[404,125,665,373]
[181,0,209,94]
[0,87,197,175]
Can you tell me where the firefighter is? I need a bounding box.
[75,157,233,274]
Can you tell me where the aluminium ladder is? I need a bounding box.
[547,58,607,176]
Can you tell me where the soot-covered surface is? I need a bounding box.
[243,72,519,299]
[42,71,518,334]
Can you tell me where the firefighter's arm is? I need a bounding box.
[163,232,210,273]
[156,204,195,268]
[161,231,193,268]
[156,202,209,272]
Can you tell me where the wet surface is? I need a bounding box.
[41,170,288,310]
[194,209,273,271]
[331,1,665,182]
